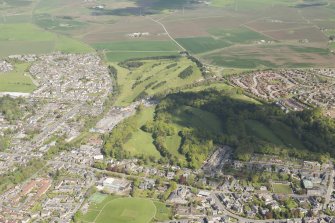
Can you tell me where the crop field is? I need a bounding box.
[112,57,202,106]
[1,0,334,68]
[203,44,335,68]
[272,183,292,194]
[94,40,181,52]
[176,37,231,54]
[0,23,93,57]
[0,63,36,93]
[106,51,179,62]
[79,193,169,223]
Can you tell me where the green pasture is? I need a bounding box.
[0,63,36,93]
[0,23,93,57]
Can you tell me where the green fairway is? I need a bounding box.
[272,183,292,194]
[0,23,93,57]
[176,37,231,54]
[0,63,36,93]
[113,57,202,106]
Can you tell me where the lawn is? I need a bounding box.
[0,63,36,93]
[176,36,231,54]
[123,107,161,159]
[93,197,156,223]
[272,183,292,194]
[153,201,172,221]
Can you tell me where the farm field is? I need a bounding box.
[202,44,335,68]
[79,193,169,223]
[272,183,292,194]
[112,57,202,106]
[175,37,231,54]
[1,0,335,68]
[0,63,36,93]
[0,23,93,57]
[106,51,180,62]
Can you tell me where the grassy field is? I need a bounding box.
[245,120,284,146]
[123,107,161,159]
[171,106,223,134]
[79,193,170,223]
[245,119,306,150]
[0,23,93,57]
[153,201,172,221]
[0,63,36,92]
[272,183,292,194]
[113,57,202,106]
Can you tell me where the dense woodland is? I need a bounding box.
[103,89,335,168]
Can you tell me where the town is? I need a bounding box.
[229,69,335,117]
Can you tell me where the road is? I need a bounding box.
[324,169,334,209]
[149,17,186,52]
[210,192,303,223]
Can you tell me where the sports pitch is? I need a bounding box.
[80,195,159,223]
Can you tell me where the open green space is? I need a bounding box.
[79,194,164,223]
[272,183,292,194]
[245,120,284,146]
[123,107,161,159]
[172,106,223,134]
[0,63,36,93]
[153,201,172,221]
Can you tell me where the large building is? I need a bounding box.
[103,177,130,192]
